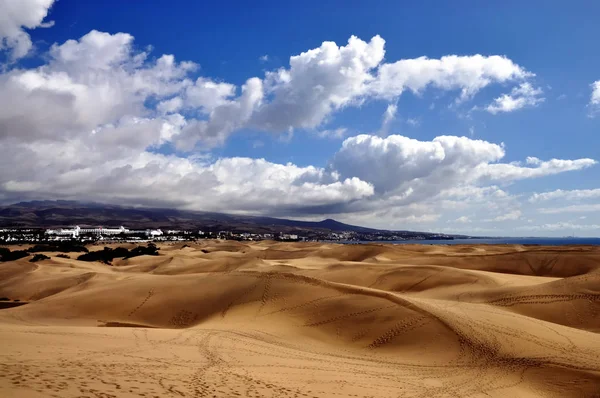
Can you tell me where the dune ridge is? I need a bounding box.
[1,241,599,397]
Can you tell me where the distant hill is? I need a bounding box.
[0,201,378,232]
[0,200,461,238]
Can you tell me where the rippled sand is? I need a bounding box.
[1,241,599,397]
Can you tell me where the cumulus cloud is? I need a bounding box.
[485,82,544,114]
[0,30,196,144]
[0,0,55,60]
[1,30,540,151]
[235,36,534,145]
[0,28,265,150]
[0,138,374,214]
[250,35,386,132]
[319,133,595,223]
[2,124,592,220]
[331,134,508,196]
[369,54,532,101]
[175,77,264,149]
[202,158,374,213]
[0,25,596,234]
[182,77,237,112]
[157,96,184,114]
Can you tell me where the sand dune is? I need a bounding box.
[1,241,600,397]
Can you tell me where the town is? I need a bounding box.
[0,225,456,244]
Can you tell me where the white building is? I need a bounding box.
[45,226,79,238]
[45,226,151,238]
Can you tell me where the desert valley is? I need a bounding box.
[0,241,599,397]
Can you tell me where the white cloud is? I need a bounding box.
[380,103,397,135]
[485,209,521,222]
[0,27,596,235]
[174,77,265,150]
[485,82,544,114]
[322,134,595,226]
[251,35,386,132]
[453,216,471,224]
[1,31,542,152]
[3,124,592,221]
[370,54,532,101]
[2,31,541,151]
[338,202,442,230]
[440,185,509,201]
[538,204,600,214]
[0,30,196,144]
[157,96,183,114]
[183,77,237,112]
[331,134,504,195]
[394,214,439,223]
[0,139,375,214]
[316,128,347,139]
[406,118,419,127]
[474,158,596,181]
[243,37,534,144]
[259,55,269,62]
[0,0,55,60]
[204,158,374,213]
[526,156,542,165]
[590,80,600,116]
[330,134,593,200]
[529,188,600,202]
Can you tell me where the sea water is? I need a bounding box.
[359,237,600,245]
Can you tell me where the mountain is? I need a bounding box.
[0,201,377,233]
[0,201,460,238]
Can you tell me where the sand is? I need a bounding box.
[0,241,599,397]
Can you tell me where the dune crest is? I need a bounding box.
[1,241,600,397]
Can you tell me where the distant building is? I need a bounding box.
[45,226,162,238]
[46,226,131,237]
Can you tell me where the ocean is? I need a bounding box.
[348,237,600,246]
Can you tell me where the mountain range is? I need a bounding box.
[0,201,463,238]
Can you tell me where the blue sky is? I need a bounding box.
[0,0,599,236]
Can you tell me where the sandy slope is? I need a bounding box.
[1,241,599,398]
